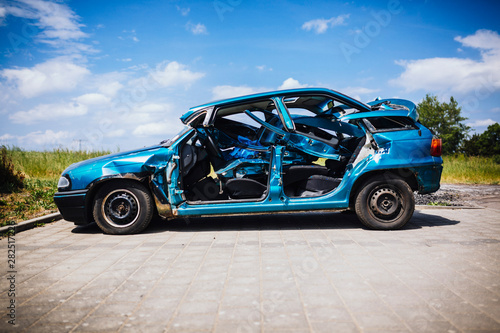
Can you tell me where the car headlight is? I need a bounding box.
[57,176,71,190]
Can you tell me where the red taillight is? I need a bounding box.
[430,138,442,157]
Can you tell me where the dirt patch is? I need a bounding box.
[415,184,500,207]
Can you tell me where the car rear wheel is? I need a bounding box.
[93,181,154,234]
[355,175,414,230]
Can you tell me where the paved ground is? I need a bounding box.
[1,202,500,332]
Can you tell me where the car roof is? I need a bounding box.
[181,88,372,125]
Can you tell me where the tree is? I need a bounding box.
[462,122,500,156]
[416,94,471,155]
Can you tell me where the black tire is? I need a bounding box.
[93,181,154,235]
[355,175,414,230]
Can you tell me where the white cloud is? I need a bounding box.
[256,65,272,72]
[391,29,500,94]
[151,61,205,88]
[135,103,170,113]
[98,81,123,97]
[491,107,500,113]
[340,86,380,101]
[176,6,190,16]
[75,93,110,105]
[212,85,261,100]
[1,58,90,98]
[119,29,139,42]
[133,121,182,137]
[454,29,500,51]
[104,129,125,138]
[186,22,208,35]
[302,14,349,34]
[279,78,309,90]
[19,130,71,147]
[5,0,87,41]
[467,119,497,128]
[0,6,6,25]
[0,133,15,144]
[10,102,88,124]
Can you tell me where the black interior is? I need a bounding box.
[179,99,367,202]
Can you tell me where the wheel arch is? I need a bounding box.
[348,168,418,209]
[85,175,153,224]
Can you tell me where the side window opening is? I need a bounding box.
[182,100,283,203]
[279,95,367,198]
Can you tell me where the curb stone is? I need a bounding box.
[0,212,62,234]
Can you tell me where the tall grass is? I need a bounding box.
[1,147,111,227]
[7,147,111,181]
[442,155,500,184]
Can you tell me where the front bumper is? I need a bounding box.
[53,189,90,225]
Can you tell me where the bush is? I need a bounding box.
[0,146,25,193]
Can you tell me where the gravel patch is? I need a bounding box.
[415,184,500,207]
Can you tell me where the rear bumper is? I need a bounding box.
[53,190,90,225]
[413,164,443,194]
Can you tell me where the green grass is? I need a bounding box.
[442,155,500,184]
[7,148,110,181]
[1,147,111,227]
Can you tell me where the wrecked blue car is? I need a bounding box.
[54,88,443,234]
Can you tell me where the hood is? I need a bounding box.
[63,145,168,174]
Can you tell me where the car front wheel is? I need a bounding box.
[93,181,154,234]
[355,175,414,230]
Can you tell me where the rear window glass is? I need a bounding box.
[364,116,417,132]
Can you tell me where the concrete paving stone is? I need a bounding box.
[55,295,102,311]
[184,290,223,303]
[36,308,91,324]
[120,322,168,333]
[262,311,310,330]
[177,300,220,315]
[93,301,139,317]
[224,284,260,296]
[2,206,500,331]
[404,320,458,333]
[309,321,359,333]
[221,293,260,308]
[22,323,79,333]
[215,321,260,333]
[262,298,304,313]
[217,306,259,323]
[444,311,500,330]
[305,306,352,322]
[353,312,407,331]
[168,313,216,332]
[137,296,182,310]
[130,304,175,323]
[74,315,127,332]
[301,292,345,308]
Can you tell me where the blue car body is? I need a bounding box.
[54,88,443,234]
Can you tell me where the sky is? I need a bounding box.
[0,0,499,152]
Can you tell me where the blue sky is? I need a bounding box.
[1,0,499,151]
